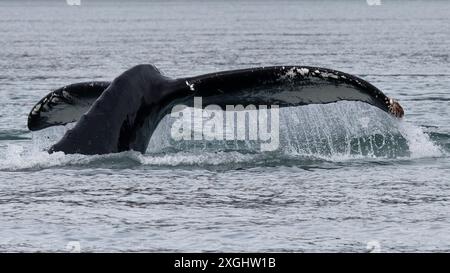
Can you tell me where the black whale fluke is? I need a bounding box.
[27,81,110,131]
[27,64,404,155]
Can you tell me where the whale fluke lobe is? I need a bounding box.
[28,81,110,131]
[27,64,404,155]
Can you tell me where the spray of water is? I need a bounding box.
[149,101,443,159]
[0,102,444,170]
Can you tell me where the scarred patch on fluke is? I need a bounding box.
[388,97,404,118]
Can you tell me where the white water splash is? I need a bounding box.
[0,102,445,171]
[397,120,443,158]
[1,144,69,171]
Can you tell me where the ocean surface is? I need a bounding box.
[0,0,449,252]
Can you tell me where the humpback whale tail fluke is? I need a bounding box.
[27,64,404,155]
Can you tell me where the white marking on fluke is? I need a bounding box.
[185,81,195,91]
[31,103,41,115]
[298,68,309,76]
[280,67,309,80]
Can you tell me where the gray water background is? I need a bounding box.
[0,0,449,252]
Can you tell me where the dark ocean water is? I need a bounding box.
[0,0,449,252]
